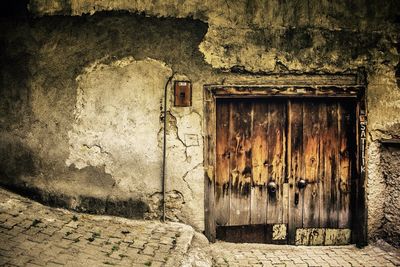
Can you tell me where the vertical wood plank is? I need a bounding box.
[266,102,286,224]
[359,88,368,246]
[338,101,354,228]
[321,102,340,228]
[351,102,360,244]
[251,101,269,225]
[354,95,368,246]
[204,91,216,241]
[288,100,304,244]
[229,100,252,225]
[215,100,230,226]
[317,102,328,228]
[329,103,341,228]
[302,101,320,228]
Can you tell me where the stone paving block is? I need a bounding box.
[0,239,18,251]
[7,255,32,266]
[125,247,140,255]
[27,254,50,265]
[28,232,50,243]
[25,263,43,267]
[40,226,60,236]
[141,246,155,256]
[45,261,64,266]
[64,221,79,229]
[0,220,17,230]
[23,227,41,236]
[0,213,12,222]
[17,219,34,229]
[7,225,25,235]
[0,256,10,265]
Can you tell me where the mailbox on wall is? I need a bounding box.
[174,81,192,107]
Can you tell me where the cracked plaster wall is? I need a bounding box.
[381,145,400,247]
[0,0,399,237]
[67,57,171,194]
[0,13,210,230]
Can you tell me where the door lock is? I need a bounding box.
[267,181,277,194]
[297,179,307,189]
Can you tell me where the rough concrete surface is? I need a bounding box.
[0,0,400,242]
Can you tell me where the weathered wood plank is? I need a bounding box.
[338,101,354,228]
[266,102,286,224]
[317,102,328,228]
[250,101,269,225]
[329,102,340,228]
[302,101,320,228]
[288,100,304,244]
[356,94,368,246]
[204,92,216,241]
[221,74,359,86]
[282,183,289,225]
[352,96,367,246]
[215,100,231,226]
[321,102,339,228]
[210,86,361,98]
[229,100,252,225]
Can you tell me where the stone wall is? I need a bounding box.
[0,0,399,238]
[381,144,400,247]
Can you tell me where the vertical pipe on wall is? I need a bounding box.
[162,75,173,222]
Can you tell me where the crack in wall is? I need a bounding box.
[82,143,111,156]
[160,109,203,163]
[181,163,203,195]
[168,112,187,149]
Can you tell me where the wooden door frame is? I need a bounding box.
[203,73,368,246]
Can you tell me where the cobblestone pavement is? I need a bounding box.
[1,187,400,267]
[207,241,400,267]
[0,188,195,267]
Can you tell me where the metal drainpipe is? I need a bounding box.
[162,75,173,222]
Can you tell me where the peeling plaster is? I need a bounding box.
[66,57,173,194]
[64,57,205,229]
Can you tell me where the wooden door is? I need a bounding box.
[215,99,287,243]
[215,98,356,245]
[288,99,356,245]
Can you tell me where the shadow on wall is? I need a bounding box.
[0,138,150,219]
[396,34,400,89]
[380,142,400,247]
[0,138,38,182]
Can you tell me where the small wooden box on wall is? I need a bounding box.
[174,81,192,107]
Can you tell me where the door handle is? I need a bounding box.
[297,179,307,189]
[267,181,277,194]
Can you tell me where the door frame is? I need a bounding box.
[203,72,368,246]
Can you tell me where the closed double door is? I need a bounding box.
[215,98,356,245]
